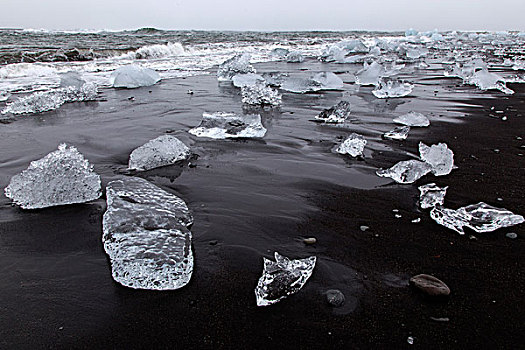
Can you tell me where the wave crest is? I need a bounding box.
[121,42,185,59]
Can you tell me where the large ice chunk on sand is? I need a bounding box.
[376,160,432,184]
[286,51,304,63]
[466,69,514,95]
[372,79,414,98]
[241,82,282,106]
[430,202,524,235]
[262,72,288,87]
[383,126,410,140]
[2,83,98,115]
[281,72,343,93]
[129,135,191,171]
[4,144,101,209]
[110,65,161,89]
[232,73,265,88]
[217,53,255,82]
[393,112,430,127]
[255,252,316,306]
[189,112,266,139]
[419,142,454,176]
[315,101,351,123]
[355,61,385,86]
[59,71,86,89]
[335,133,366,157]
[418,183,448,209]
[103,177,193,290]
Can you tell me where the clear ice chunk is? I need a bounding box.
[286,51,304,63]
[103,177,193,290]
[418,183,448,209]
[281,72,343,93]
[466,69,514,95]
[355,61,385,86]
[335,133,366,157]
[271,48,290,57]
[241,82,282,106]
[405,46,429,59]
[383,126,410,140]
[232,73,266,88]
[320,39,368,63]
[372,79,414,98]
[419,142,454,176]
[262,72,288,87]
[217,53,255,82]
[59,71,85,89]
[255,252,316,306]
[2,83,98,115]
[430,202,524,235]
[311,72,344,90]
[4,144,101,209]
[393,112,430,127]
[128,135,191,171]
[315,101,351,123]
[189,112,266,139]
[109,65,161,89]
[376,160,432,184]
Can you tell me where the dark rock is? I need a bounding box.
[326,289,345,307]
[409,274,450,297]
[303,237,317,245]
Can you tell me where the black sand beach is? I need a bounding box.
[0,59,524,349]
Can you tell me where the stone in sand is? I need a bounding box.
[326,289,345,307]
[409,274,450,297]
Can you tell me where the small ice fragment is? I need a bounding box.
[0,92,11,102]
[376,160,432,184]
[407,336,414,345]
[430,202,524,235]
[189,112,266,139]
[232,73,265,88]
[281,72,343,93]
[255,252,316,306]
[355,61,385,86]
[241,82,282,106]
[129,135,191,171]
[59,71,85,89]
[286,51,304,63]
[4,144,101,209]
[372,79,414,98]
[506,232,517,239]
[103,177,193,290]
[419,142,454,176]
[109,65,161,89]
[335,133,366,157]
[217,53,255,82]
[315,101,351,123]
[383,126,410,140]
[418,183,448,209]
[412,218,421,223]
[393,112,430,127]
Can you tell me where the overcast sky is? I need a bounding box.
[2,0,525,32]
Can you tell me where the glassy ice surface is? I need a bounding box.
[315,101,351,123]
[286,51,304,63]
[383,126,410,140]
[406,46,429,59]
[262,72,288,87]
[320,39,368,63]
[128,135,191,171]
[109,65,161,88]
[2,83,98,115]
[312,72,344,90]
[393,112,430,127]
[335,133,366,157]
[232,73,265,88]
[376,160,432,184]
[217,53,255,82]
[466,69,514,94]
[241,82,282,106]
[189,112,266,139]
[4,144,101,209]
[255,252,316,307]
[419,142,454,176]
[355,61,385,86]
[103,177,193,290]
[281,72,343,93]
[418,183,448,209]
[430,202,524,235]
[59,71,85,89]
[372,79,414,98]
[271,48,290,58]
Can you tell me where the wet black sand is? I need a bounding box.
[0,63,524,349]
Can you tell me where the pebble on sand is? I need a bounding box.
[409,274,451,297]
[325,289,345,307]
[303,237,317,244]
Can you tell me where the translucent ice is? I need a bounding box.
[320,39,368,63]
[315,101,351,123]
[286,51,304,63]
[383,126,410,140]
[2,84,98,115]
[0,92,10,102]
[418,183,448,209]
[255,252,316,306]
[406,46,429,59]
[241,82,282,106]
[372,79,414,98]
[419,142,454,176]
[232,73,265,87]
[262,72,288,87]
[281,72,343,93]
[393,112,430,127]
[109,65,161,88]
[129,135,191,171]
[430,202,524,235]
[217,53,255,82]
[59,71,85,89]
[103,177,193,290]
[311,72,344,90]
[405,28,419,36]
[4,144,101,209]
[466,69,514,95]
[189,112,266,139]
[355,61,385,86]
[376,160,432,184]
[335,133,366,157]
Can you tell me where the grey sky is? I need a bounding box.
[2,0,525,31]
